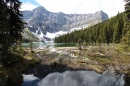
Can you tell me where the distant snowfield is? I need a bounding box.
[32,21,102,42]
[44,26,86,39]
[44,21,100,40]
[45,31,67,39]
[23,71,124,86]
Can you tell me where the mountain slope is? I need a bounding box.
[22,28,39,42]
[54,13,125,44]
[22,6,109,41]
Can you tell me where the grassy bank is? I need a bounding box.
[77,43,130,74]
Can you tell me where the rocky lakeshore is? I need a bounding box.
[20,45,130,86]
[21,46,130,86]
[24,46,129,78]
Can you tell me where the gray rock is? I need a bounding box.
[22,6,109,34]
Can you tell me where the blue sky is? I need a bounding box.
[20,0,39,5]
[20,0,125,17]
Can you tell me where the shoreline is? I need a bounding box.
[24,46,130,75]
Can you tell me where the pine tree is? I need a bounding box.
[0,0,24,65]
[113,21,120,43]
[124,0,130,19]
[122,0,130,46]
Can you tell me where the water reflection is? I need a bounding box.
[23,71,124,86]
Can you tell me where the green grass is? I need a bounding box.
[77,43,130,74]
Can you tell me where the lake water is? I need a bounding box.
[23,70,124,86]
[22,42,76,49]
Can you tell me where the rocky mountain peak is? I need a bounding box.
[33,6,48,13]
[93,10,108,21]
[97,10,103,13]
[22,6,109,41]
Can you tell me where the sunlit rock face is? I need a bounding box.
[22,6,108,41]
[23,71,124,86]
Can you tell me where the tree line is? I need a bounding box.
[55,12,130,46]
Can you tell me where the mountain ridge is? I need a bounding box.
[22,6,109,41]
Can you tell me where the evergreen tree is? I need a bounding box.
[122,0,130,46]
[0,0,24,65]
[113,21,120,43]
[124,0,130,19]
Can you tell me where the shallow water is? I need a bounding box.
[22,42,75,49]
[23,71,124,86]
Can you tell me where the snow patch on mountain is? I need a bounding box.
[45,31,67,39]
[22,6,109,42]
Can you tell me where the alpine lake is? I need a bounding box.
[22,42,76,49]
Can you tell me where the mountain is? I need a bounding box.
[54,12,125,44]
[22,6,109,41]
[22,28,52,42]
[22,28,39,42]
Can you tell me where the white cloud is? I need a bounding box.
[21,0,125,17]
[34,0,125,17]
[20,2,38,11]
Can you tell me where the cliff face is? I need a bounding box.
[22,6,109,34]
